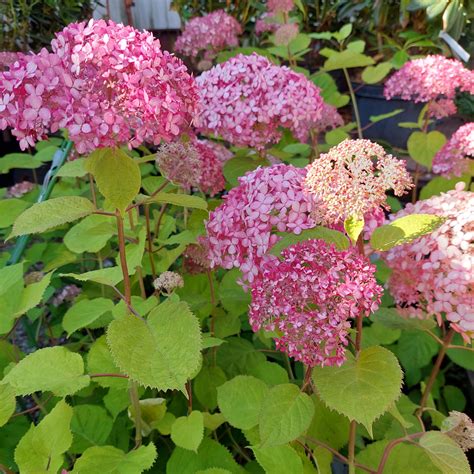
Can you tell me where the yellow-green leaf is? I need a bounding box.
[407,131,446,169]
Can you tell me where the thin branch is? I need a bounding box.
[89,373,129,379]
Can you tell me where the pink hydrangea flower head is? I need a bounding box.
[313,102,344,134]
[384,55,474,119]
[255,13,280,35]
[273,23,299,46]
[6,180,35,198]
[0,49,73,150]
[201,139,233,163]
[384,183,474,340]
[206,164,315,283]
[249,239,382,367]
[195,53,324,149]
[174,10,242,60]
[156,137,225,196]
[0,51,24,70]
[51,19,199,153]
[304,139,413,225]
[184,236,212,274]
[268,0,294,14]
[432,123,474,178]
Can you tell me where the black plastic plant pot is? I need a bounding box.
[353,82,424,149]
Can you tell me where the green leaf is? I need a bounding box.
[0,198,30,228]
[420,175,471,200]
[194,366,227,410]
[2,346,90,396]
[313,346,402,434]
[63,298,114,336]
[346,40,366,53]
[218,268,250,317]
[369,109,404,123]
[167,438,243,474]
[372,307,436,331]
[216,338,266,378]
[107,300,202,390]
[86,147,141,214]
[171,411,204,452]
[335,24,353,41]
[370,214,444,251]
[447,334,474,370]
[56,157,88,177]
[61,266,124,287]
[0,383,15,427]
[252,445,304,474]
[218,375,269,430]
[270,227,350,256]
[15,400,73,473]
[129,398,167,436]
[223,155,268,187]
[71,443,157,473]
[396,330,439,369]
[71,405,114,454]
[362,62,393,84]
[419,431,470,474]
[14,271,53,317]
[407,131,446,169]
[9,196,95,238]
[442,385,466,411]
[144,192,208,210]
[259,384,314,447]
[64,214,115,253]
[0,153,43,174]
[344,215,364,244]
[87,336,127,389]
[324,50,374,71]
[247,360,289,387]
[289,34,311,54]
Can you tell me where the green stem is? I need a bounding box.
[343,68,363,139]
[129,382,143,448]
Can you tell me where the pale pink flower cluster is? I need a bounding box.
[174,10,242,60]
[384,55,474,119]
[314,102,344,134]
[304,139,413,225]
[268,0,294,14]
[274,23,299,46]
[156,138,225,196]
[385,183,474,340]
[5,180,35,198]
[432,123,474,178]
[0,52,23,70]
[255,13,279,36]
[249,239,382,366]
[184,236,211,274]
[0,50,73,149]
[195,53,324,149]
[51,19,198,153]
[201,139,233,163]
[206,164,315,283]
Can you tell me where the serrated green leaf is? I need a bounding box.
[2,346,90,396]
[61,266,124,286]
[218,375,269,430]
[0,263,24,334]
[324,50,374,71]
[252,445,304,474]
[15,400,73,474]
[259,384,314,447]
[0,153,43,174]
[71,443,157,473]
[370,214,444,251]
[362,62,393,84]
[167,438,243,474]
[194,366,227,410]
[247,360,289,387]
[218,268,250,317]
[372,307,436,331]
[344,215,364,244]
[14,271,53,318]
[64,214,115,253]
[56,157,88,177]
[270,227,350,256]
[216,338,266,378]
[407,131,446,169]
[171,411,204,452]
[87,336,127,389]
[419,432,470,474]
[0,383,15,427]
[71,405,114,454]
[196,470,231,474]
[396,330,439,370]
[143,192,208,210]
[63,298,114,336]
[86,147,141,215]
[223,155,268,187]
[313,346,403,434]
[0,198,30,228]
[107,300,202,390]
[9,196,95,238]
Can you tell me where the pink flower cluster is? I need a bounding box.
[255,13,280,36]
[268,0,294,14]
[385,183,474,340]
[5,180,35,198]
[0,50,73,149]
[384,55,474,119]
[0,20,199,153]
[432,123,474,178]
[304,139,413,225]
[273,23,299,46]
[156,138,225,196]
[0,52,23,70]
[249,239,382,366]
[206,164,315,283]
[195,53,324,149]
[184,236,211,274]
[174,10,242,60]
[314,102,344,134]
